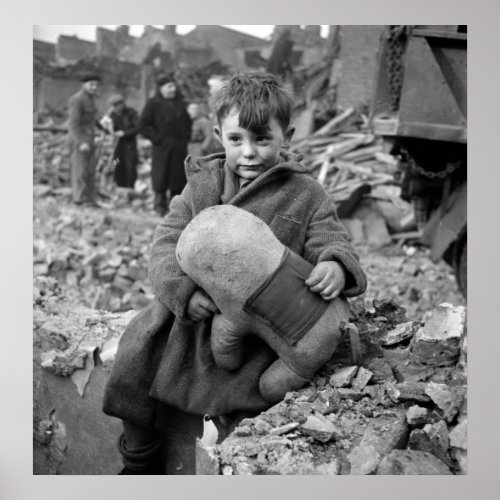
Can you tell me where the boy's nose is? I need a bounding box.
[242,142,256,158]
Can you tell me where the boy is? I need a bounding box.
[103,72,367,474]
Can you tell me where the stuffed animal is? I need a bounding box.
[176,205,351,402]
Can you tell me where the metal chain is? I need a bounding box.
[386,25,408,111]
[401,148,462,179]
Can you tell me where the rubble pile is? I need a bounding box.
[199,300,467,475]
[33,130,155,209]
[353,246,465,321]
[33,131,71,188]
[33,195,157,313]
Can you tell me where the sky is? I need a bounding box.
[33,25,329,43]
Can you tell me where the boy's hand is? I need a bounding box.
[305,261,346,301]
[187,289,219,322]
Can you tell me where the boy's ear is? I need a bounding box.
[283,126,295,146]
[214,126,223,145]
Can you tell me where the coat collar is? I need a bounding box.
[185,150,307,215]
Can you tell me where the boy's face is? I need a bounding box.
[216,108,293,181]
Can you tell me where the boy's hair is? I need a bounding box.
[212,72,294,134]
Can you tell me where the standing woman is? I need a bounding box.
[107,94,140,188]
[139,73,192,217]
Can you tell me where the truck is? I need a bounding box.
[370,25,467,296]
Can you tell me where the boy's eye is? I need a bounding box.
[228,136,241,143]
[256,136,271,143]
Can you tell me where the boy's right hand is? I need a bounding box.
[187,289,219,322]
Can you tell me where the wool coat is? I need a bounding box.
[103,152,367,428]
[138,92,192,194]
[110,106,140,188]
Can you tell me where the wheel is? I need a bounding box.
[454,238,467,298]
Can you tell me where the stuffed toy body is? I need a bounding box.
[176,205,350,402]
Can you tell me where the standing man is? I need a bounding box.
[67,74,102,206]
[139,73,192,217]
[106,94,140,188]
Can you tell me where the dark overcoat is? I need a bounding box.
[103,152,367,428]
[138,92,192,194]
[110,107,140,188]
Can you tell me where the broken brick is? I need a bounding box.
[373,298,408,324]
[329,366,358,388]
[425,382,466,423]
[377,450,452,475]
[386,382,432,404]
[449,420,467,451]
[411,303,466,367]
[300,415,340,443]
[406,405,429,426]
[352,367,373,391]
[380,322,415,346]
[366,358,395,383]
[348,409,408,474]
[408,421,452,468]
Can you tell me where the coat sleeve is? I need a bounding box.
[121,109,140,138]
[67,95,86,145]
[138,100,160,145]
[303,196,367,298]
[148,184,199,321]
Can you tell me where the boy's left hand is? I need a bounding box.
[305,261,346,301]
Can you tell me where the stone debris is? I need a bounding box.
[386,382,432,404]
[336,388,365,401]
[253,419,273,435]
[366,358,395,383]
[406,405,429,426]
[425,382,466,423]
[372,298,408,325]
[449,420,467,451]
[351,367,373,391]
[448,422,468,476]
[407,420,452,468]
[348,445,381,475]
[411,303,466,366]
[329,366,358,388]
[301,415,341,443]
[270,422,300,436]
[377,450,452,475]
[234,426,252,437]
[380,322,416,346]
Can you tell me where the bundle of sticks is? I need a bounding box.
[290,107,396,202]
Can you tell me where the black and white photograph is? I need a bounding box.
[31,23,470,476]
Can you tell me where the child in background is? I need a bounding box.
[103,72,367,474]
